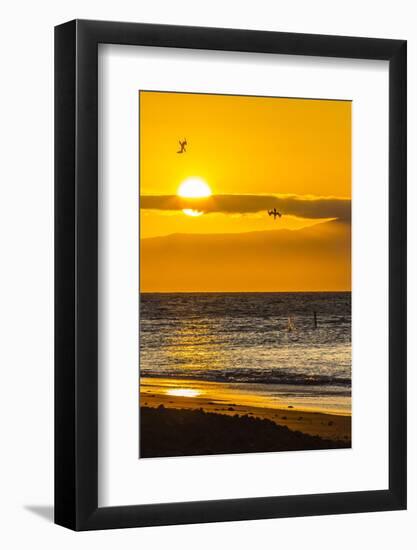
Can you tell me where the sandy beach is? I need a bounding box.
[140,377,351,450]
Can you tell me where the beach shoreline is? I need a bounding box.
[140,376,351,443]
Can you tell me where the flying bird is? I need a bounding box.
[268,208,282,220]
[177,139,187,154]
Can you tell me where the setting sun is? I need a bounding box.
[177,177,212,198]
[177,177,212,217]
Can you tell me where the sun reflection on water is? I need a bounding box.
[166,388,201,398]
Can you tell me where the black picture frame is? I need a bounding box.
[55,19,407,531]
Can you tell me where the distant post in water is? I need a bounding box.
[313,311,318,329]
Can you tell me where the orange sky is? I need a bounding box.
[139,91,351,292]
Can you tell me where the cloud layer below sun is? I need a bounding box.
[140,194,351,222]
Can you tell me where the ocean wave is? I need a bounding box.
[140,369,351,388]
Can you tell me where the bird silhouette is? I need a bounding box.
[177,139,187,154]
[268,208,282,220]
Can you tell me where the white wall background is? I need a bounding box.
[0,1,415,548]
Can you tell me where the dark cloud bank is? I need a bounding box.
[140,194,351,222]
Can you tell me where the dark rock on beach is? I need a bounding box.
[140,406,350,458]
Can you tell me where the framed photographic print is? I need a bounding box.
[55,20,406,530]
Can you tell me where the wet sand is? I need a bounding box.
[140,377,351,443]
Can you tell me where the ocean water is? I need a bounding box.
[139,292,351,413]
